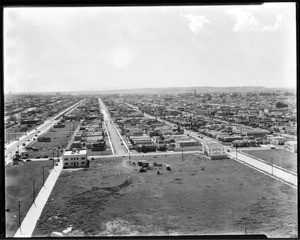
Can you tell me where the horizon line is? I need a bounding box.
[4,85,296,94]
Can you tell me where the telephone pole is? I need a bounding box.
[32,180,36,205]
[271,157,273,175]
[18,201,21,229]
[42,167,45,187]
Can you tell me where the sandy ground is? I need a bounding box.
[32,154,297,238]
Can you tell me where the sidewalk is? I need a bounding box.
[13,159,63,237]
[229,151,297,188]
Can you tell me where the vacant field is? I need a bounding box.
[33,154,297,238]
[5,161,53,237]
[241,149,297,173]
[25,121,80,158]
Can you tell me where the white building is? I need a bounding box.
[284,141,297,153]
[204,143,228,160]
[63,149,88,168]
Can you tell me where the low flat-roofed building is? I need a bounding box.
[63,149,88,168]
[177,140,200,147]
[204,143,228,160]
[270,136,290,145]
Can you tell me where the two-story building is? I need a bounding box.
[284,141,297,153]
[63,149,88,168]
[204,143,228,160]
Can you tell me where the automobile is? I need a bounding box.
[55,163,59,166]
[271,147,276,149]
[22,143,26,146]
[227,149,230,152]
[49,158,54,160]
[26,159,32,162]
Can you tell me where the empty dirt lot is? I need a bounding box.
[33,153,297,238]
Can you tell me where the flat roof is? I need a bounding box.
[205,142,224,148]
[64,149,87,156]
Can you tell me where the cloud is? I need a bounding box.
[225,8,283,32]
[225,8,258,32]
[261,14,283,31]
[181,13,210,34]
[226,9,283,32]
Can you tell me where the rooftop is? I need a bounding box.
[64,149,87,156]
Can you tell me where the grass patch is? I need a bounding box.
[241,149,297,173]
[33,154,297,238]
[5,161,53,237]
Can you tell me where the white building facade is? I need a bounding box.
[284,141,297,153]
[63,149,88,168]
[204,143,228,160]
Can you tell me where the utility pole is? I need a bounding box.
[32,180,36,205]
[271,157,273,175]
[18,201,21,232]
[42,167,45,187]
[182,146,183,161]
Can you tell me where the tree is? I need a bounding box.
[276,101,288,108]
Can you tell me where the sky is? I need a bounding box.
[4,3,296,93]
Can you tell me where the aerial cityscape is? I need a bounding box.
[3,3,297,238]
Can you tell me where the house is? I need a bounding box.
[13,152,22,165]
[284,141,297,153]
[270,136,289,145]
[63,149,88,168]
[130,136,152,145]
[204,143,228,160]
[177,140,200,148]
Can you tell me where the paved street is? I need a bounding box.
[99,98,128,155]
[5,100,84,165]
